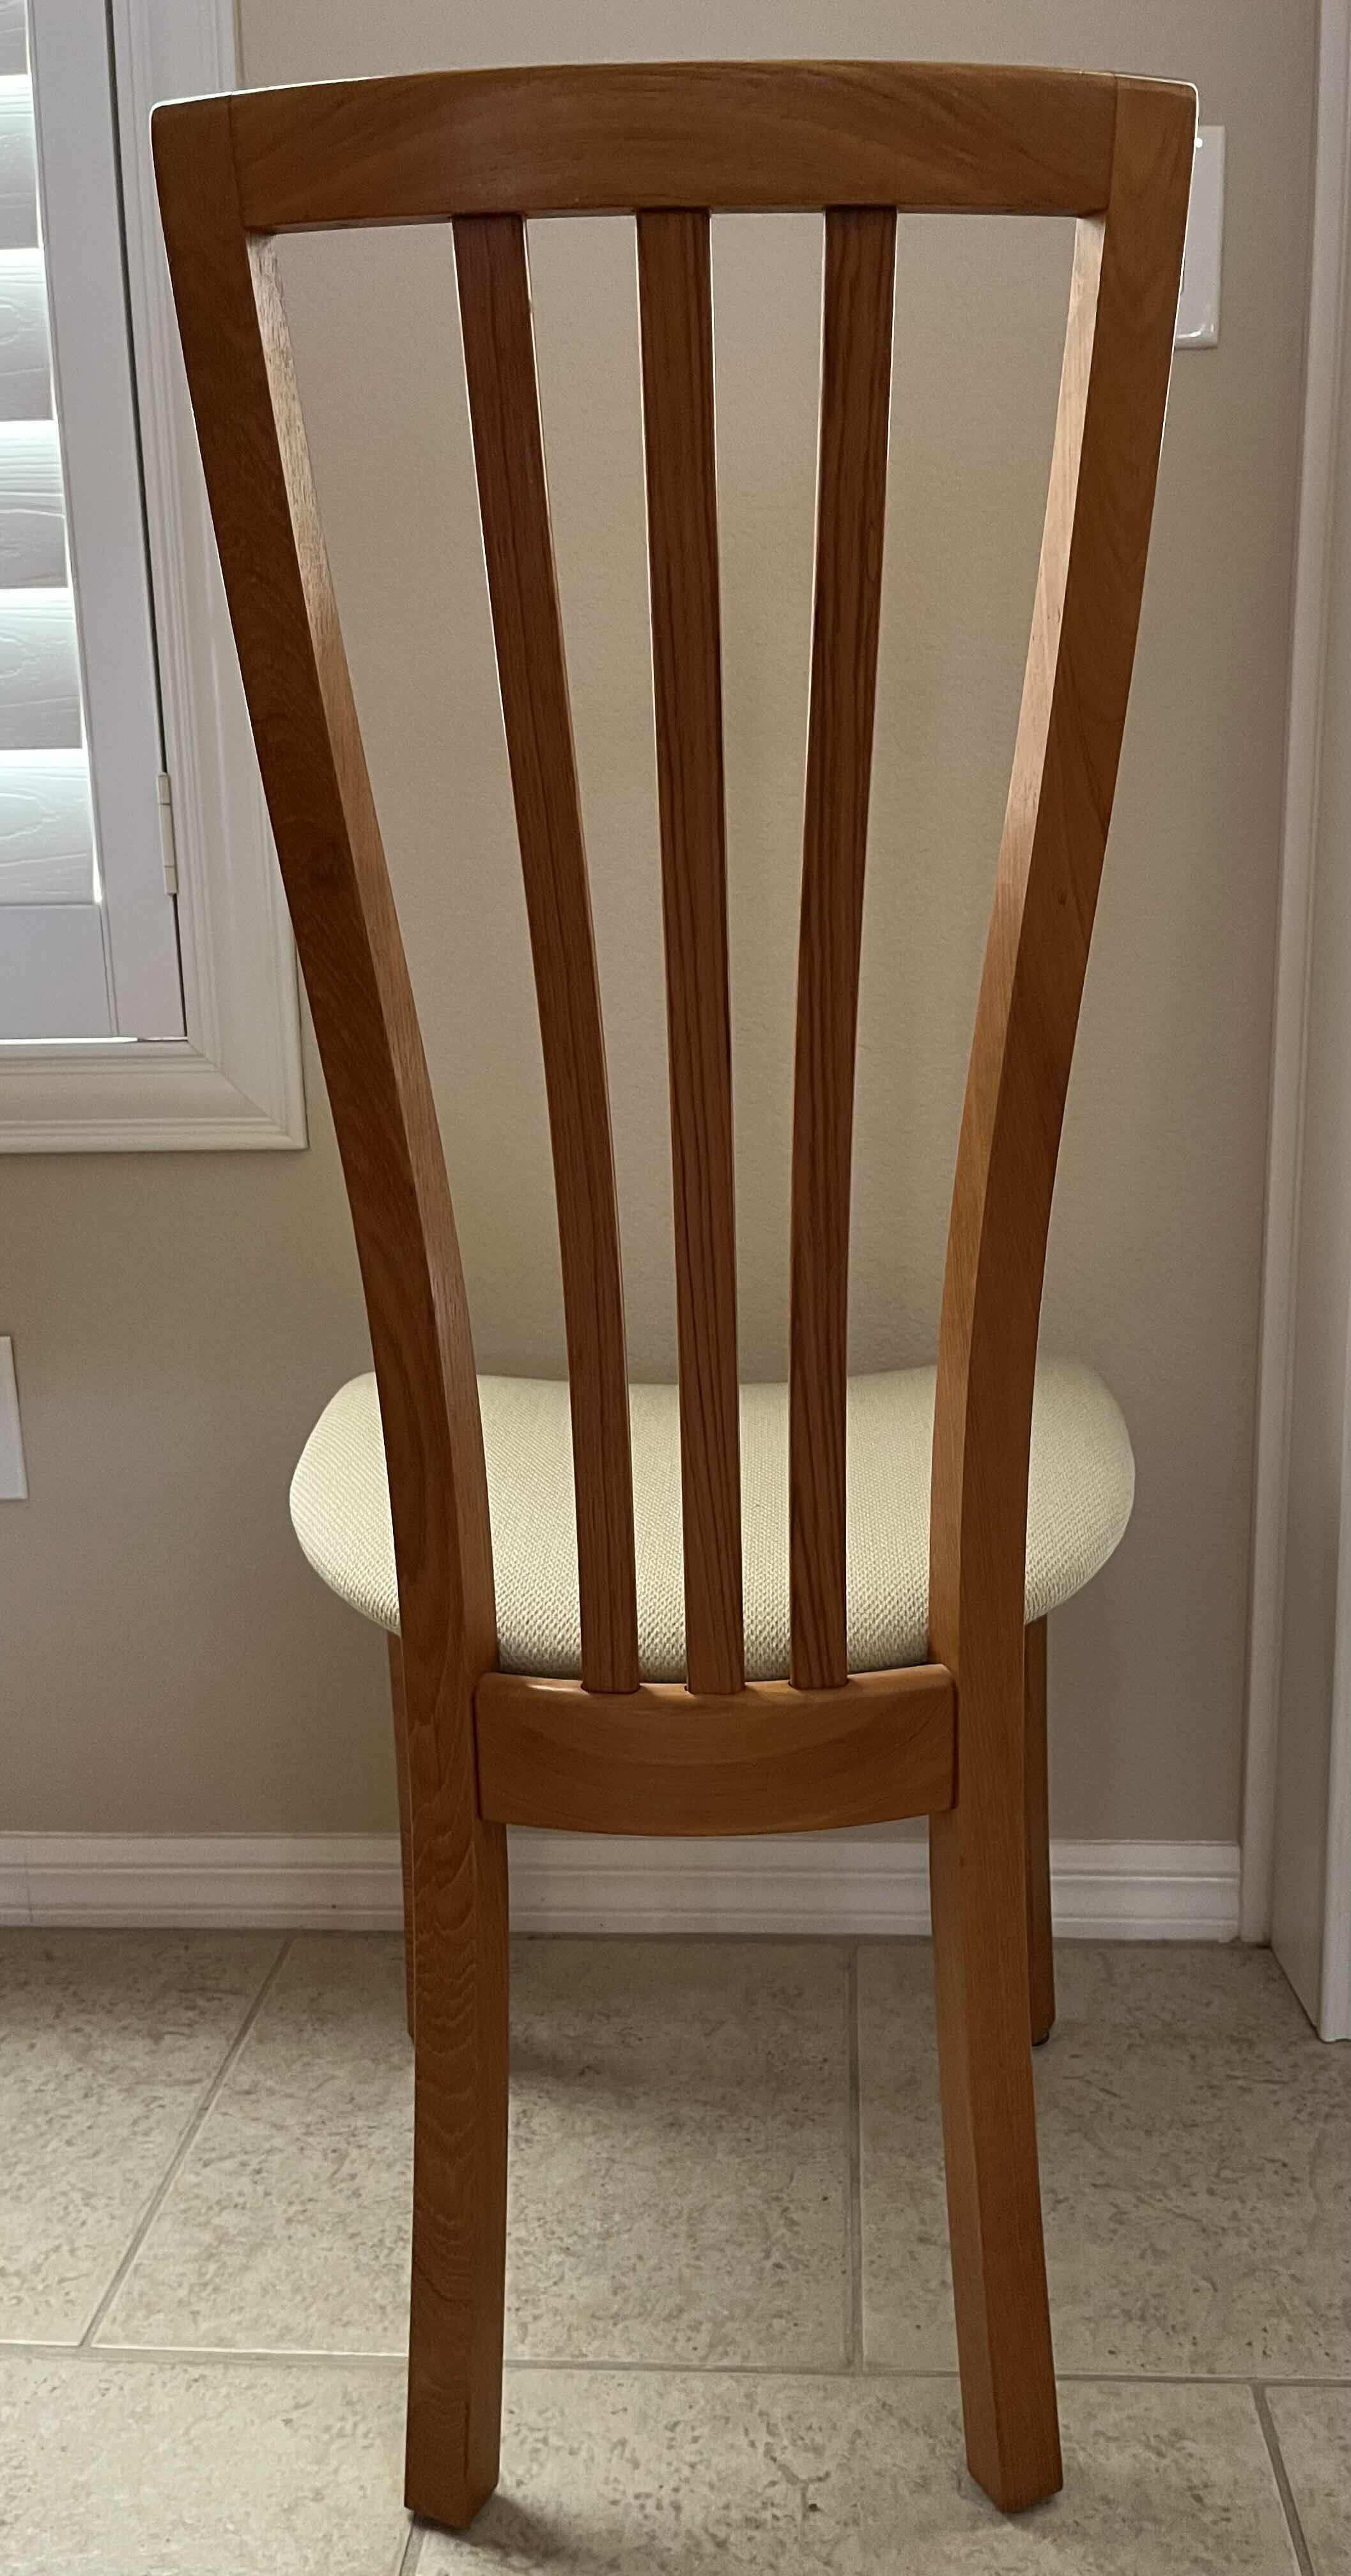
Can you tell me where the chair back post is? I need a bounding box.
[155,113,513,2520]
[929,80,1194,1738]
[153,101,496,1749]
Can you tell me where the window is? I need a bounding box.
[0,0,181,1040]
[0,0,304,1147]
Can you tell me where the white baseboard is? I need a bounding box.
[0,1832,1241,1941]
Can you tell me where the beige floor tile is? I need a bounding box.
[1266,2386,1351,2574]
[0,1930,281,2344]
[506,1938,850,2366]
[419,2372,1299,2573]
[102,1934,851,2369]
[860,1942,1351,2375]
[0,2352,408,2575]
[100,1934,414,2354]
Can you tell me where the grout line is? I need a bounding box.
[1253,2384,1318,2576]
[0,2340,403,2370]
[513,1931,869,1949]
[1052,2370,1351,2391]
[502,2361,1351,2388]
[497,2359,1351,2386]
[844,1943,863,2372]
[394,2517,425,2575]
[3,2333,1347,2393]
[79,1935,293,2350]
[506,2357,885,2379]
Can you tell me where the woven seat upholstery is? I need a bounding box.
[290,1358,1133,1680]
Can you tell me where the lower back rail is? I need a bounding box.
[474,1665,955,1835]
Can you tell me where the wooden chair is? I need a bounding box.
[153,61,1193,2531]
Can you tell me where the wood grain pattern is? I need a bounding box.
[153,100,509,2529]
[476,1664,953,1834]
[454,213,639,1698]
[638,209,743,1696]
[229,63,1116,231]
[789,207,896,1690]
[927,77,1195,2513]
[1023,1618,1054,2045]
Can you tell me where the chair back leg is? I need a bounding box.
[929,1663,1062,2512]
[1023,1618,1055,2045]
[387,1635,417,2042]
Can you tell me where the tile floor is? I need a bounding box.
[0,1929,1345,2573]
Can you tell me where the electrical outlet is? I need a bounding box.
[0,1338,28,1499]
[1177,126,1225,348]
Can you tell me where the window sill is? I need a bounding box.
[0,1026,305,1152]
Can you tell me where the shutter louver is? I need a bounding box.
[0,27,93,917]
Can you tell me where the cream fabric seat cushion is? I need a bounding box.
[290,1360,1132,1681]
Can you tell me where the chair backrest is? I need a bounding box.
[153,64,1194,1717]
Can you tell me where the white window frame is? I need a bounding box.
[0,0,304,1149]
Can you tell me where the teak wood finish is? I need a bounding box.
[790,205,896,1692]
[637,208,743,1698]
[454,213,638,1696]
[154,59,1193,2535]
[477,1665,955,1836]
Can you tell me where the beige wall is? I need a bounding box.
[1,0,1315,1839]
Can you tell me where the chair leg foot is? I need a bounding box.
[403,1811,509,2529]
[930,1771,1062,2515]
[1024,1618,1055,2047]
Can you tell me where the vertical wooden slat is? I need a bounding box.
[454,212,639,1696]
[637,208,743,1696]
[788,205,897,1690]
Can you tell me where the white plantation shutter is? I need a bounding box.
[0,247,50,417]
[0,0,182,1040]
[0,584,81,744]
[0,420,67,581]
[0,749,90,899]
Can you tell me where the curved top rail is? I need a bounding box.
[203,62,1126,233]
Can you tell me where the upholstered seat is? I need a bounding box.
[290,1358,1133,1680]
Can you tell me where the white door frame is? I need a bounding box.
[1242,0,1351,2039]
[1320,1372,1351,2035]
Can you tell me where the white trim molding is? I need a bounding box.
[0,1832,1240,1940]
[0,0,305,1151]
[1243,0,1351,1944]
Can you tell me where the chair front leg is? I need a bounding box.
[930,1655,1062,2514]
[403,1669,509,2529]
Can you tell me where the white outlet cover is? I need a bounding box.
[1177,125,1225,348]
[0,1337,28,1498]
